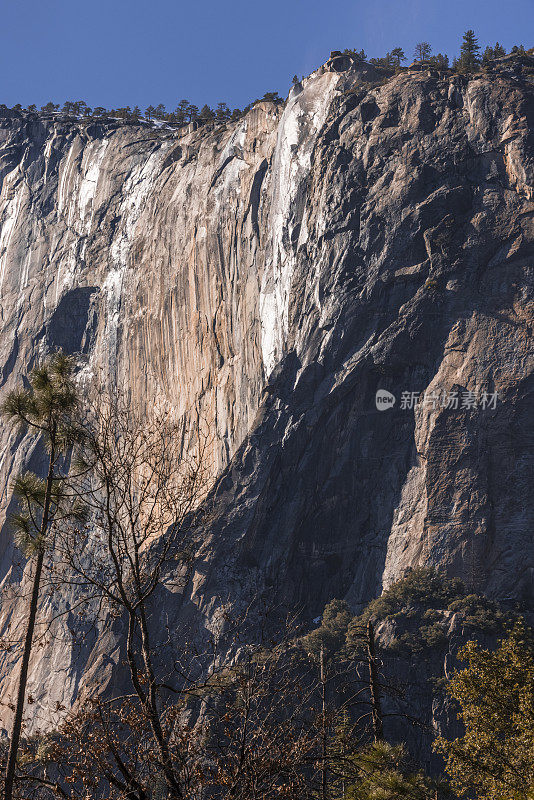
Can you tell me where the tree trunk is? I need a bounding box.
[367,620,383,743]
[320,645,328,800]
[137,604,182,799]
[4,442,55,800]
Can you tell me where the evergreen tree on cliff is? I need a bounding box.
[199,104,215,122]
[174,99,190,124]
[390,47,406,67]
[458,29,481,72]
[1,353,83,800]
[482,42,507,64]
[216,102,231,122]
[414,42,431,62]
[187,104,199,122]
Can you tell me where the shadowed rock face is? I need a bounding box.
[0,55,533,732]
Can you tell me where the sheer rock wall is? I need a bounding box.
[0,55,533,732]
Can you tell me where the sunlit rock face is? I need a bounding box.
[0,54,533,732]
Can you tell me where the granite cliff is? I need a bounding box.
[0,53,533,733]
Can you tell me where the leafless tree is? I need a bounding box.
[30,393,213,800]
[16,620,328,800]
[203,639,322,799]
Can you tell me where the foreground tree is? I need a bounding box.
[1,353,82,800]
[13,388,331,799]
[51,396,212,799]
[435,624,534,799]
[22,624,324,800]
[204,644,321,799]
[342,742,430,800]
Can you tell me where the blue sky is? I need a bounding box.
[1,0,532,112]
